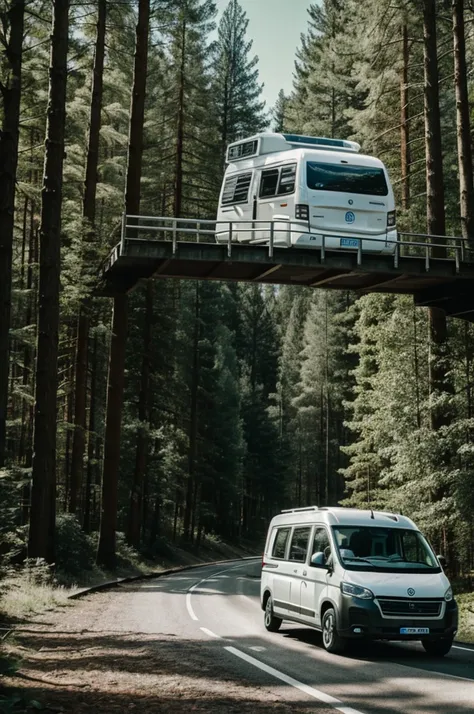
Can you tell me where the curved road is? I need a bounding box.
[131,558,474,714]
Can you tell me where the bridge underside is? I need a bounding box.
[98,240,474,321]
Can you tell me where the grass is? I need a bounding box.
[0,533,256,622]
[457,591,474,643]
[0,573,72,622]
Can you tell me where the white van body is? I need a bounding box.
[260,507,457,656]
[216,133,397,253]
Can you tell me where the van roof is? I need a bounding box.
[226,133,361,163]
[270,506,416,530]
[225,146,386,174]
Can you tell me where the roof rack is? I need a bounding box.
[280,506,319,514]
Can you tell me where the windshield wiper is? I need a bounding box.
[342,556,375,566]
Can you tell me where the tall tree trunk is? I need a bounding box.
[174,16,186,218]
[0,0,25,467]
[64,340,75,508]
[452,0,474,246]
[83,332,98,534]
[400,23,410,210]
[184,283,199,541]
[96,294,127,565]
[97,0,150,568]
[28,0,69,562]
[69,0,107,514]
[422,1,453,504]
[423,0,445,245]
[127,280,153,548]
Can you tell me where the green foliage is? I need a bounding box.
[212,0,267,162]
[2,0,474,583]
[55,514,95,575]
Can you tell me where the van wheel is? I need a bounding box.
[264,595,282,632]
[322,608,346,654]
[421,638,453,657]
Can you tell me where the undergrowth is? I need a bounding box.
[0,559,71,621]
[457,591,474,643]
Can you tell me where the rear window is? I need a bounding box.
[221,172,252,205]
[307,161,388,196]
[272,527,290,559]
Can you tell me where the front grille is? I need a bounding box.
[377,598,442,618]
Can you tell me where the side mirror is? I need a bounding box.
[437,554,447,569]
[310,552,328,568]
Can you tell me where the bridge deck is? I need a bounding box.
[98,238,474,321]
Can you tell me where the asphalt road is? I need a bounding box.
[129,558,474,714]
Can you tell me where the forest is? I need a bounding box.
[0,0,473,581]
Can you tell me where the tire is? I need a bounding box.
[321,607,347,654]
[264,595,282,632]
[421,638,453,657]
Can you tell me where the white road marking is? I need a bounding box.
[200,627,221,639]
[186,582,200,621]
[186,562,254,624]
[452,644,474,653]
[225,646,366,714]
[249,646,266,652]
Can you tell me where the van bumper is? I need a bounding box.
[337,597,458,641]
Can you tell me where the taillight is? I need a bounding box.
[387,210,396,227]
[295,204,309,221]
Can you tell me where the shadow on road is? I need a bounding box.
[3,623,474,714]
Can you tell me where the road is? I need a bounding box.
[127,558,474,714]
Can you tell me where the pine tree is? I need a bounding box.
[0,0,25,467]
[69,0,107,515]
[97,0,150,568]
[272,89,288,132]
[287,0,356,139]
[28,0,69,562]
[452,0,474,247]
[212,0,266,163]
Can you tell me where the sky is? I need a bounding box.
[215,0,315,112]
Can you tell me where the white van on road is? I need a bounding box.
[216,133,397,253]
[260,506,458,656]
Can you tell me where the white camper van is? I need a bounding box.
[261,507,457,656]
[216,133,397,253]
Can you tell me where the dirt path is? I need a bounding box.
[1,588,315,713]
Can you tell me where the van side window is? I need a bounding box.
[289,526,311,562]
[278,164,296,194]
[260,169,279,198]
[272,527,290,559]
[312,527,330,557]
[259,163,296,199]
[221,172,252,205]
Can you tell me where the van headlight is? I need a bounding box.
[341,582,374,600]
[444,587,453,602]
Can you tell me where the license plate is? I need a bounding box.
[400,627,430,635]
[340,238,359,247]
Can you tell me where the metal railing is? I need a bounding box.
[119,215,472,273]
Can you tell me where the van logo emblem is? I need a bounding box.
[345,211,355,224]
[407,588,416,597]
[348,199,353,205]
[409,603,415,610]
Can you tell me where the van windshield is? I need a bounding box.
[307,162,388,196]
[332,526,441,573]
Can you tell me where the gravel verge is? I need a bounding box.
[1,588,317,713]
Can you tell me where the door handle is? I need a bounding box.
[303,570,307,576]
[294,569,298,573]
